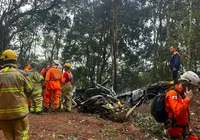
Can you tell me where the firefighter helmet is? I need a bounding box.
[181,71,200,86]
[1,49,17,61]
[64,63,72,68]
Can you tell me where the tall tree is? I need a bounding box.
[0,0,60,52]
[187,0,193,70]
[112,0,120,92]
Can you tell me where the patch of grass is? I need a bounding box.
[132,101,164,139]
[52,133,76,139]
[101,127,117,134]
[100,127,117,138]
[67,137,79,140]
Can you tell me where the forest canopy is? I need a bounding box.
[0,0,200,93]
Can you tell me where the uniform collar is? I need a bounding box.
[3,63,17,68]
[52,66,58,68]
[173,51,180,55]
[175,84,184,94]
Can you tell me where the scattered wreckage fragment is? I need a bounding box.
[73,81,176,122]
[115,81,174,106]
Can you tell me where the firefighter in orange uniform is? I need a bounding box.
[43,60,62,112]
[165,71,200,140]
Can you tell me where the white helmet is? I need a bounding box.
[53,60,59,65]
[181,71,200,86]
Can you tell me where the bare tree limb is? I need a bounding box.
[0,0,26,24]
[0,0,61,49]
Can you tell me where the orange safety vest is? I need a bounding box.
[45,67,62,90]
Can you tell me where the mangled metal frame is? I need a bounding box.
[73,80,176,122]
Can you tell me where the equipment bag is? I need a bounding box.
[150,93,168,123]
[150,88,182,123]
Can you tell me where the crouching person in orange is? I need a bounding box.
[61,63,73,112]
[43,60,62,112]
[0,50,33,140]
[165,71,200,140]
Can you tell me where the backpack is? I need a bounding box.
[150,88,182,123]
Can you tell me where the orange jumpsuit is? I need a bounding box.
[44,66,62,110]
[165,84,198,140]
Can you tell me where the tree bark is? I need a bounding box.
[112,0,119,93]
[187,0,192,70]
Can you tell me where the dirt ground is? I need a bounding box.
[0,110,148,140]
[0,92,199,140]
[190,91,200,138]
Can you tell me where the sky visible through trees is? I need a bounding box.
[0,0,200,93]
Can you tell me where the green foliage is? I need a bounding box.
[1,0,200,92]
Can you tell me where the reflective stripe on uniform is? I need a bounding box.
[0,87,24,93]
[0,105,28,113]
[0,71,21,75]
[39,76,44,82]
[26,83,32,90]
[32,89,42,95]
[22,130,28,140]
[31,79,36,83]
[3,67,9,72]
[30,107,35,112]
[49,70,61,72]
[35,107,42,112]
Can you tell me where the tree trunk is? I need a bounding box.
[187,0,192,70]
[112,0,119,93]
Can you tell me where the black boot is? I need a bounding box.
[52,108,60,113]
[28,106,31,112]
[35,111,45,115]
[43,107,49,112]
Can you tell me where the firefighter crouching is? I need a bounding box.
[0,49,33,140]
[165,71,200,140]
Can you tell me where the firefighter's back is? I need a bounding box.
[0,67,29,120]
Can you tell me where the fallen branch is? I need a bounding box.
[125,98,143,120]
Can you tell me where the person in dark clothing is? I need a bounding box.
[169,46,181,84]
